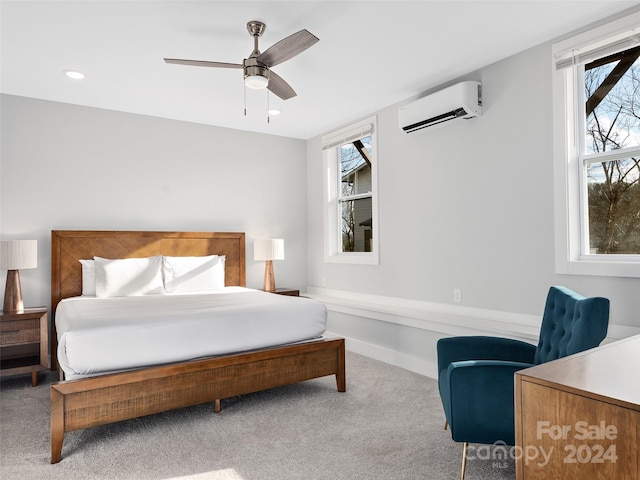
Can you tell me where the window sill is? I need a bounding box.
[324,252,379,265]
[557,258,640,278]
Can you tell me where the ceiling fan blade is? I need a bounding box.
[268,70,297,100]
[164,58,243,69]
[257,29,319,68]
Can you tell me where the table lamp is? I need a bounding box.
[253,239,284,292]
[1,240,38,312]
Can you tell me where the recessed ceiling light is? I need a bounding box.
[268,109,281,116]
[63,70,85,80]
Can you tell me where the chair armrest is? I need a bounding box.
[445,359,534,445]
[437,336,537,375]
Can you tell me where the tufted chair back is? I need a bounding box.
[533,286,610,365]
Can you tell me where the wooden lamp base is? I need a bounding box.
[263,260,276,292]
[3,269,24,313]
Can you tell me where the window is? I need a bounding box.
[552,11,640,277]
[583,47,640,256]
[322,117,379,264]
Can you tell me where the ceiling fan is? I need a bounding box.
[164,21,319,101]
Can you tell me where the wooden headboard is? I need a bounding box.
[50,230,246,369]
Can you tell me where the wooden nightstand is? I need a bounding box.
[0,307,48,386]
[273,288,300,297]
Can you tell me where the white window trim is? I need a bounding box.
[322,116,379,265]
[552,9,640,278]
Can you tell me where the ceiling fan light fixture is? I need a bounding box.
[244,73,269,89]
[244,62,269,89]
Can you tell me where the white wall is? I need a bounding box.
[0,94,308,310]
[306,41,640,378]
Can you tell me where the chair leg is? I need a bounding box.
[444,419,448,430]
[460,442,468,480]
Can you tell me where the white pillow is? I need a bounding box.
[79,259,96,296]
[163,255,226,293]
[94,256,164,298]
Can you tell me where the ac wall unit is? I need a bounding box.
[398,81,482,133]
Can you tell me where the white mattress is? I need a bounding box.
[56,287,327,380]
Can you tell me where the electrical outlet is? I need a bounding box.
[454,289,462,303]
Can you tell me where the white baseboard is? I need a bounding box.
[327,331,439,379]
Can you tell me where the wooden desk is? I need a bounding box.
[515,334,640,479]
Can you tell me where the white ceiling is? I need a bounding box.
[1,1,637,139]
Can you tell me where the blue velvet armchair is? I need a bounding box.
[437,286,609,479]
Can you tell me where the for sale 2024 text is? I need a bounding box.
[532,420,618,466]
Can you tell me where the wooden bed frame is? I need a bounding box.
[49,230,346,463]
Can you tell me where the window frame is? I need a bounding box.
[322,116,379,265]
[552,9,640,278]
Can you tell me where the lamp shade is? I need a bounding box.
[254,239,284,261]
[0,240,38,270]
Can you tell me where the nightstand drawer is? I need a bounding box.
[0,319,40,345]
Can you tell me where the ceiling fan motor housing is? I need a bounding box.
[244,57,269,88]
